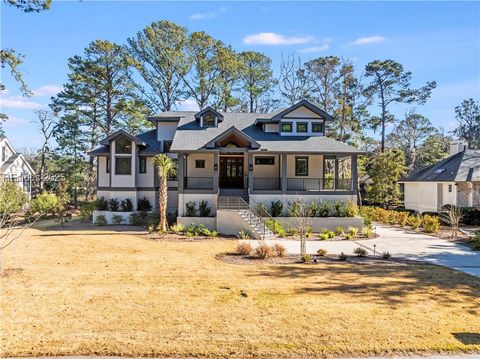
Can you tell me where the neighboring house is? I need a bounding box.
[90,100,366,233]
[400,142,480,213]
[0,137,35,196]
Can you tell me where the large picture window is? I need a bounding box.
[115,157,132,175]
[115,137,132,154]
[281,122,293,132]
[295,157,308,176]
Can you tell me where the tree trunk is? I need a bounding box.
[159,177,168,232]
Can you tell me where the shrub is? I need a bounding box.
[109,198,120,212]
[327,231,335,238]
[272,243,286,257]
[185,201,197,217]
[95,196,108,210]
[318,202,330,217]
[256,203,270,217]
[345,202,358,217]
[318,233,329,241]
[121,198,133,212]
[185,223,208,236]
[333,201,347,217]
[270,200,283,217]
[321,228,330,234]
[353,247,367,257]
[335,226,345,236]
[362,226,374,238]
[32,192,58,215]
[146,211,160,228]
[237,242,253,255]
[129,211,149,226]
[203,229,218,238]
[301,254,312,263]
[237,230,252,240]
[382,251,392,260]
[137,197,152,211]
[170,223,185,234]
[95,215,107,226]
[344,234,352,240]
[422,214,441,233]
[276,227,286,238]
[79,201,95,222]
[198,200,211,217]
[397,211,410,226]
[470,231,480,251]
[265,219,285,235]
[111,214,123,225]
[348,226,359,237]
[286,227,298,236]
[338,252,348,261]
[308,202,320,217]
[317,248,327,256]
[407,214,422,230]
[256,243,273,259]
[287,201,301,217]
[304,226,313,238]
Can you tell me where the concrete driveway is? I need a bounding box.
[253,224,480,277]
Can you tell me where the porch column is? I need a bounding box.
[351,154,358,194]
[281,154,287,193]
[213,152,219,193]
[334,155,339,190]
[248,152,254,193]
[177,154,184,193]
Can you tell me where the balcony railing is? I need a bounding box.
[286,178,352,192]
[253,177,281,191]
[184,177,214,189]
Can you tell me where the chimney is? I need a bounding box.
[449,140,466,156]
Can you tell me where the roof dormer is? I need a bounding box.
[195,106,224,128]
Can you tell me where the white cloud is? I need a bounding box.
[190,6,227,20]
[177,98,199,111]
[32,84,62,96]
[243,32,314,46]
[0,95,44,110]
[3,115,29,128]
[349,35,386,46]
[298,44,330,53]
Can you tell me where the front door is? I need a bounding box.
[220,157,244,188]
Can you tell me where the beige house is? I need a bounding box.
[90,100,366,235]
[0,136,34,196]
[400,143,480,213]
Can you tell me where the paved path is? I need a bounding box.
[250,224,480,277]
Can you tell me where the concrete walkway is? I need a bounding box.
[252,224,480,277]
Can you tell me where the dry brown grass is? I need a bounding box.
[1,223,480,358]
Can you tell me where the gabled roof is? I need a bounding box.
[400,149,480,182]
[268,99,335,123]
[99,130,147,146]
[194,106,224,121]
[0,153,35,174]
[204,126,260,149]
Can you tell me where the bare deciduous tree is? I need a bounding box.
[34,110,59,191]
[442,205,464,240]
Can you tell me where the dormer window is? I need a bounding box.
[116,137,132,154]
[203,113,215,127]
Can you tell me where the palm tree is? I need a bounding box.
[153,154,176,232]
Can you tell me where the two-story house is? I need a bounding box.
[90,100,366,233]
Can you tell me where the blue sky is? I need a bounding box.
[1,1,479,150]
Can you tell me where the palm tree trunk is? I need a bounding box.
[159,177,168,232]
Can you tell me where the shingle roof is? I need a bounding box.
[170,112,366,154]
[0,154,21,172]
[89,129,162,156]
[400,149,480,182]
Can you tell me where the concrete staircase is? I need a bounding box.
[217,191,274,240]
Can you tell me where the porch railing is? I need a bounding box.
[184,177,214,189]
[286,178,352,191]
[253,177,281,190]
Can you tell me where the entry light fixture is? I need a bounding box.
[214,164,218,171]
[249,164,253,171]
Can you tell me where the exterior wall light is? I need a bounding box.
[249,164,253,171]
[214,164,218,171]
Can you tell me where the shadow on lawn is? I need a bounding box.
[249,261,480,307]
[453,332,480,345]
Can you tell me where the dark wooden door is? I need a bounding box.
[220,157,244,188]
